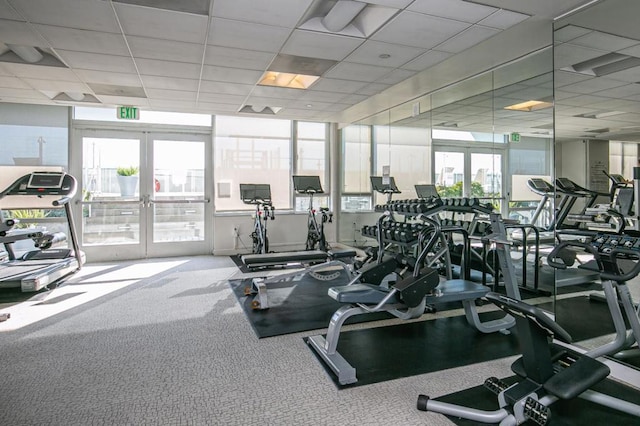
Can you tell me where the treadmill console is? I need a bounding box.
[590,233,640,254]
[1,172,75,197]
[527,178,553,194]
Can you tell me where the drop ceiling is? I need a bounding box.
[1,0,636,143]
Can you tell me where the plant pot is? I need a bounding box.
[117,175,139,197]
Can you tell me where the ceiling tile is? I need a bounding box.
[364,0,413,7]
[299,90,349,103]
[478,9,529,29]
[198,81,253,95]
[554,25,592,43]
[75,69,141,86]
[135,58,201,79]
[344,40,426,67]
[0,62,79,80]
[150,99,198,110]
[402,50,453,72]
[325,62,393,82]
[375,68,415,85]
[281,30,364,61]
[570,31,639,52]
[22,78,88,93]
[356,82,391,96]
[95,94,149,107]
[146,88,197,101]
[201,65,262,84]
[204,46,275,70]
[197,92,246,104]
[127,36,204,63]
[0,19,48,46]
[372,11,470,49]
[0,87,51,100]
[114,3,208,43]
[212,0,313,28]
[337,93,369,105]
[408,0,497,23]
[309,77,368,93]
[56,50,137,73]
[33,24,130,56]
[208,18,291,52]
[0,2,23,20]
[140,75,200,91]
[12,0,120,32]
[0,76,31,89]
[435,25,500,54]
[554,43,607,70]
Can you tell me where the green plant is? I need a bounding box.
[117,166,139,176]
[8,209,48,228]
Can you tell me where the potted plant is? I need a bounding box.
[116,166,139,196]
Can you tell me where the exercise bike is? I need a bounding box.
[292,175,332,251]
[240,183,274,255]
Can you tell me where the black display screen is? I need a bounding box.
[27,173,64,189]
[371,176,400,193]
[292,175,323,193]
[239,184,272,202]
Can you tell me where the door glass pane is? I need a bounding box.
[434,151,464,197]
[81,137,140,245]
[471,152,502,209]
[153,139,205,242]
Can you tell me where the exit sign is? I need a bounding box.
[117,106,140,120]
[509,132,521,143]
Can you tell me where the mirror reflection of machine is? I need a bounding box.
[0,169,84,292]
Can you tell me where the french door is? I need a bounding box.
[72,129,212,261]
[433,146,504,212]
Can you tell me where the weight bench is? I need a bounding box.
[307,267,440,385]
[243,248,357,310]
[241,248,355,270]
[307,276,515,385]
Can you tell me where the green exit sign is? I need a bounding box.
[117,106,140,120]
[509,132,521,143]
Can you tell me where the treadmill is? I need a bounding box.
[0,171,84,292]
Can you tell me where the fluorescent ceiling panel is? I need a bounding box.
[408,0,497,23]
[114,3,208,43]
[113,0,211,15]
[258,72,319,89]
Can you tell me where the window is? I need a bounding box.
[214,116,292,211]
[74,106,211,126]
[341,125,372,211]
[0,103,68,168]
[295,121,328,211]
[374,125,430,204]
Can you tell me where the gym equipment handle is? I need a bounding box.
[599,247,640,282]
[547,241,601,270]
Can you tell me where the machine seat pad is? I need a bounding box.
[328,249,357,259]
[425,279,490,304]
[242,250,327,265]
[328,283,396,304]
[544,355,610,400]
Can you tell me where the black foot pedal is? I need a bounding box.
[484,377,508,395]
[524,397,551,425]
[416,394,430,411]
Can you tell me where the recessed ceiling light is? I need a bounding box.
[504,100,553,112]
[258,71,319,89]
[306,104,313,108]
[379,54,391,59]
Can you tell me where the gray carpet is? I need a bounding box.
[0,256,637,425]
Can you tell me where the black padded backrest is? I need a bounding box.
[485,292,572,343]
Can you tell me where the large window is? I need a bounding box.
[341,125,372,211]
[295,121,328,211]
[375,125,430,204]
[0,103,68,168]
[214,116,292,211]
